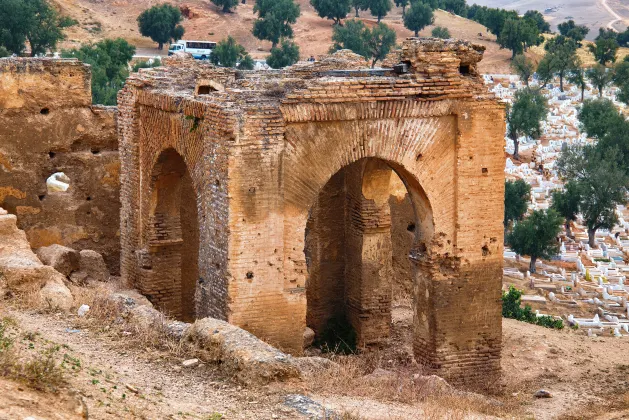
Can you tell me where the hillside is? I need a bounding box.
[53,0,515,73]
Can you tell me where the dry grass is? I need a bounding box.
[302,351,521,418]
[0,316,66,393]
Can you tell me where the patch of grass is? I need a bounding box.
[315,316,357,355]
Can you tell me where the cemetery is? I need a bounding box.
[495,71,629,339]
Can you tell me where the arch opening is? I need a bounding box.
[146,148,199,322]
[304,157,432,353]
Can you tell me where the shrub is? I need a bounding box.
[315,316,357,354]
[431,26,451,39]
[502,286,564,329]
[132,58,162,72]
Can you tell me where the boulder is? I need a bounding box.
[185,317,301,385]
[39,278,74,311]
[78,250,109,282]
[36,244,79,277]
[108,290,153,313]
[303,327,315,348]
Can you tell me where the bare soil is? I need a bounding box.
[52,0,515,73]
[3,299,629,419]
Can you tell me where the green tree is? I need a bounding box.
[588,28,619,65]
[586,64,612,98]
[364,22,396,67]
[404,1,434,37]
[351,0,369,17]
[558,145,629,247]
[523,10,550,34]
[0,46,9,57]
[253,0,300,47]
[210,36,253,68]
[511,54,534,86]
[508,209,563,273]
[330,18,369,57]
[504,179,531,231]
[431,26,451,39]
[442,0,467,16]
[394,0,408,17]
[613,57,629,105]
[567,66,587,102]
[577,98,625,140]
[61,38,135,105]
[557,20,589,44]
[550,182,580,238]
[211,0,239,13]
[506,87,548,160]
[137,4,185,50]
[538,35,578,91]
[0,0,74,56]
[267,39,300,68]
[497,18,541,58]
[311,0,350,25]
[367,0,391,23]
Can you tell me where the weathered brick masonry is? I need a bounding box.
[118,38,506,387]
[0,58,120,272]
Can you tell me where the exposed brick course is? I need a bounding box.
[118,38,505,388]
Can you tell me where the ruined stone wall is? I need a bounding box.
[118,39,505,388]
[0,58,120,272]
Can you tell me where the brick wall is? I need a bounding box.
[118,38,505,388]
[0,58,120,272]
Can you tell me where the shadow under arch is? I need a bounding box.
[143,147,199,322]
[303,156,434,351]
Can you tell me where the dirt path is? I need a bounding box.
[7,309,305,419]
[602,0,624,31]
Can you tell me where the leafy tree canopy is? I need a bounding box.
[497,17,542,58]
[504,179,531,228]
[310,0,350,25]
[210,36,254,69]
[351,0,369,17]
[267,39,300,68]
[613,57,629,105]
[367,0,392,23]
[586,64,613,98]
[557,20,589,44]
[577,98,625,140]
[61,38,135,105]
[588,28,619,65]
[507,209,563,273]
[550,182,580,237]
[253,0,300,47]
[0,0,76,56]
[431,26,451,39]
[538,35,578,91]
[330,20,395,68]
[211,0,239,13]
[394,0,409,17]
[404,1,434,37]
[506,87,548,159]
[511,54,534,86]
[523,10,550,34]
[137,4,185,50]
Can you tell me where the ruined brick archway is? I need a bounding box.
[305,157,433,350]
[143,148,199,321]
[119,38,506,388]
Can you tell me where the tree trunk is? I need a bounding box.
[588,228,596,248]
[414,30,419,37]
[158,42,163,50]
[559,73,564,92]
[513,136,520,160]
[529,256,537,274]
[581,85,585,102]
[598,87,603,98]
[525,77,529,87]
[402,5,406,16]
[355,7,359,17]
[377,15,381,23]
[565,221,573,238]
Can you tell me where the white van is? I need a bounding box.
[168,40,217,60]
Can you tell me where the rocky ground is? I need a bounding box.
[2,295,629,419]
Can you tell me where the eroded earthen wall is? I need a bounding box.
[0,58,120,272]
